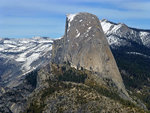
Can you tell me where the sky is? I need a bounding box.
[0,0,150,38]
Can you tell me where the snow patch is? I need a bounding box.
[88,27,92,30]
[67,14,77,22]
[16,57,26,62]
[79,20,83,22]
[23,53,40,70]
[86,26,92,33]
[126,52,150,58]
[107,36,119,45]
[67,13,78,31]
[76,29,80,38]
[0,48,3,51]
[76,33,80,38]
[16,52,27,62]
[101,21,113,33]
[140,32,149,37]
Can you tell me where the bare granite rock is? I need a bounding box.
[52,12,129,99]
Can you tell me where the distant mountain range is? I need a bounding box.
[0,37,53,88]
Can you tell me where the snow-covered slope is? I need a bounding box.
[101,19,150,48]
[0,37,53,88]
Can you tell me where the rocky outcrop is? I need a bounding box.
[25,63,148,113]
[0,78,35,113]
[52,12,129,98]
[27,81,143,113]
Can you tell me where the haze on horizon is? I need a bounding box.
[0,0,150,38]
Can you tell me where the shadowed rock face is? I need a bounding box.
[52,12,129,98]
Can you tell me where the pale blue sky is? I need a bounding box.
[0,0,150,38]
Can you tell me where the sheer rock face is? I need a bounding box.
[52,12,129,98]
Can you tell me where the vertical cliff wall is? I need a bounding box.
[52,12,129,98]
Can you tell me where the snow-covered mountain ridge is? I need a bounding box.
[101,19,150,48]
[0,37,53,88]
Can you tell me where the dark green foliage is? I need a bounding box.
[58,68,87,83]
[52,63,136,108]
[76,94,87,104]
[26,101,45,113]
[26,63,146,112]
[63,61,71,66]
[88,81,135,108]
[26,82,72,113]
[52,63,88,83]
[25,70,38,88]
[111,45,150,110]
[81,67,84,71]
[143,96,150,110]
[112,45,150,89]
[61,66,66,71]
[133,92,150,111]
[41,86,56,98]
[140,95,150,110]
[41,82,61,99]
[41,81,73,100]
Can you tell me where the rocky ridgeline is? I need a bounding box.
[101,19,150,49]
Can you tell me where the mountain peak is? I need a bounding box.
[66,13,78,22]
[100,19,150,48]
[53,12,129,99]
[101,19,109,23]
[65,12,102,40]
